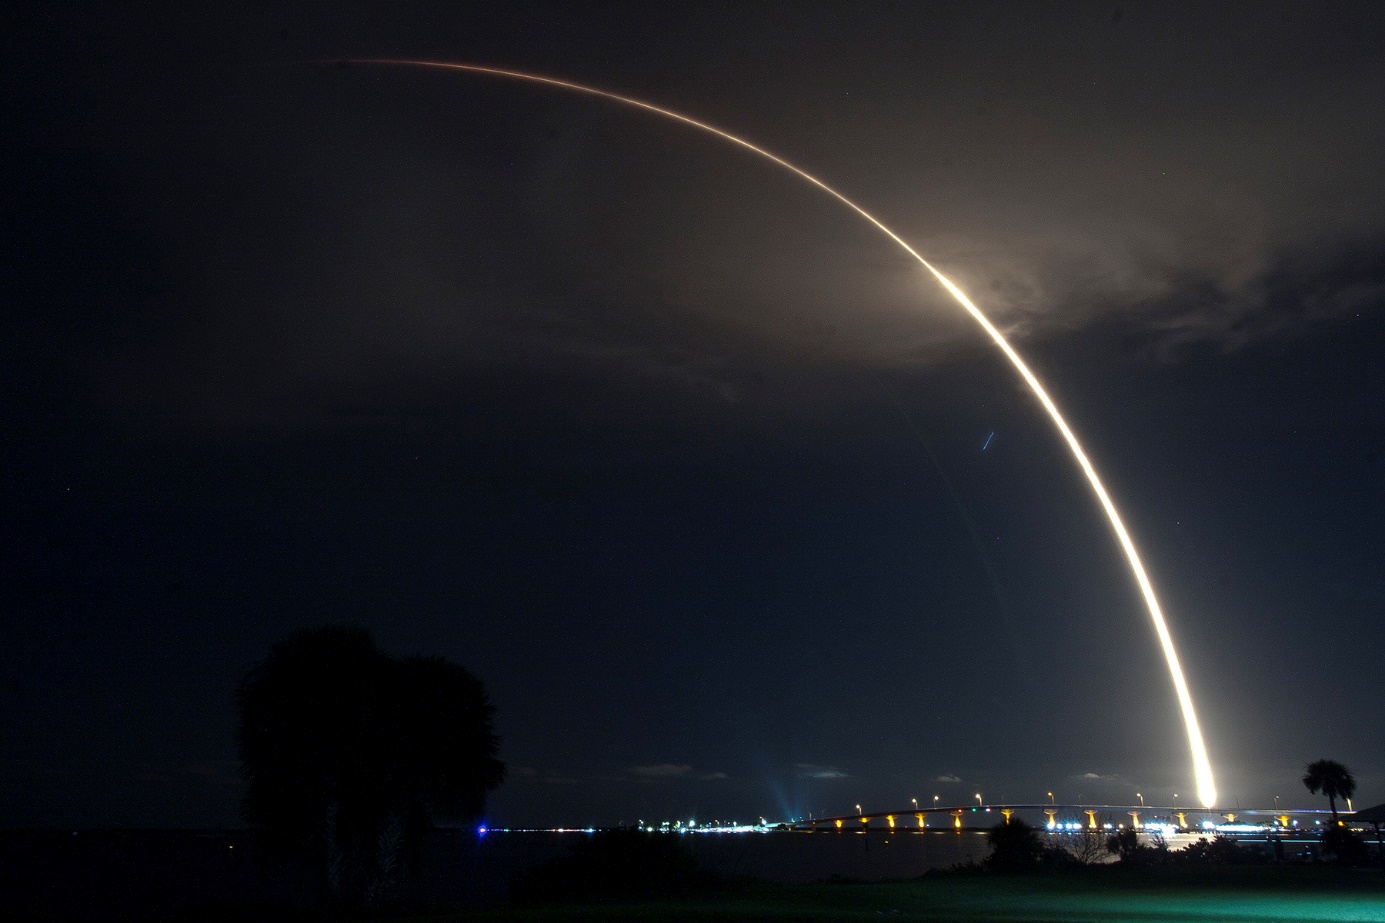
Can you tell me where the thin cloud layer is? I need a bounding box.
[1072,771,1125,784]
[797,763,849,780]
[34,4,1380,432]
[629,764,693,779]
[627,764,729,781]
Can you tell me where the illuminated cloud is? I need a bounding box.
[935,774,962,783]
[1073,771,1123,783]
[797,763,849,780]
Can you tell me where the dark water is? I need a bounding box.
[0,827,986,919]
[0,827,1345,919]
[470,828,994,886]
[682,829,992,882]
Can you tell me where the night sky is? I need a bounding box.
[5,2,1383,830]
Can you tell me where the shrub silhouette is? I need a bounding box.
[1179,833,1265,865]
[1106,828,1141,863]
[985,818,1049,871]
[1322,823,1369,866]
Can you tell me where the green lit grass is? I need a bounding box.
[456,867,1385,923]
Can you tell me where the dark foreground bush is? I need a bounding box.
[510,829,719,903]
[1105,829,1176,866]
[986,819,1070,871]
[1323,824,1370,866]
[1176,833,1267,865]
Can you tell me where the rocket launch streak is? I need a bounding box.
[343,59,1219,809]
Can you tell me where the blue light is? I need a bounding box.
[477,825,488,837]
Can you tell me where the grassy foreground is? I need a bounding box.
[449,867,1385,923]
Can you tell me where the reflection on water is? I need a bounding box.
[475,829,993,885]
[685,830,992,882]
[3,827,1340,918]
[472,828,1322,885]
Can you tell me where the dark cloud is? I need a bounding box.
[512,766,580,785]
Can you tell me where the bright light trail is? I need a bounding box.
[342,59,1218,808]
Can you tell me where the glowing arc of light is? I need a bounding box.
[345,59,1218,808]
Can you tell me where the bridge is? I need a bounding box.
[781,803,1336,832]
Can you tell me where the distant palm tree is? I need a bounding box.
[1302,759,1355,820]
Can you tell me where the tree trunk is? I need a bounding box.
[363,810,406,907]
[323,799,345,906]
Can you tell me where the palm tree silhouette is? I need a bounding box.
[1302,759,1355,820]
